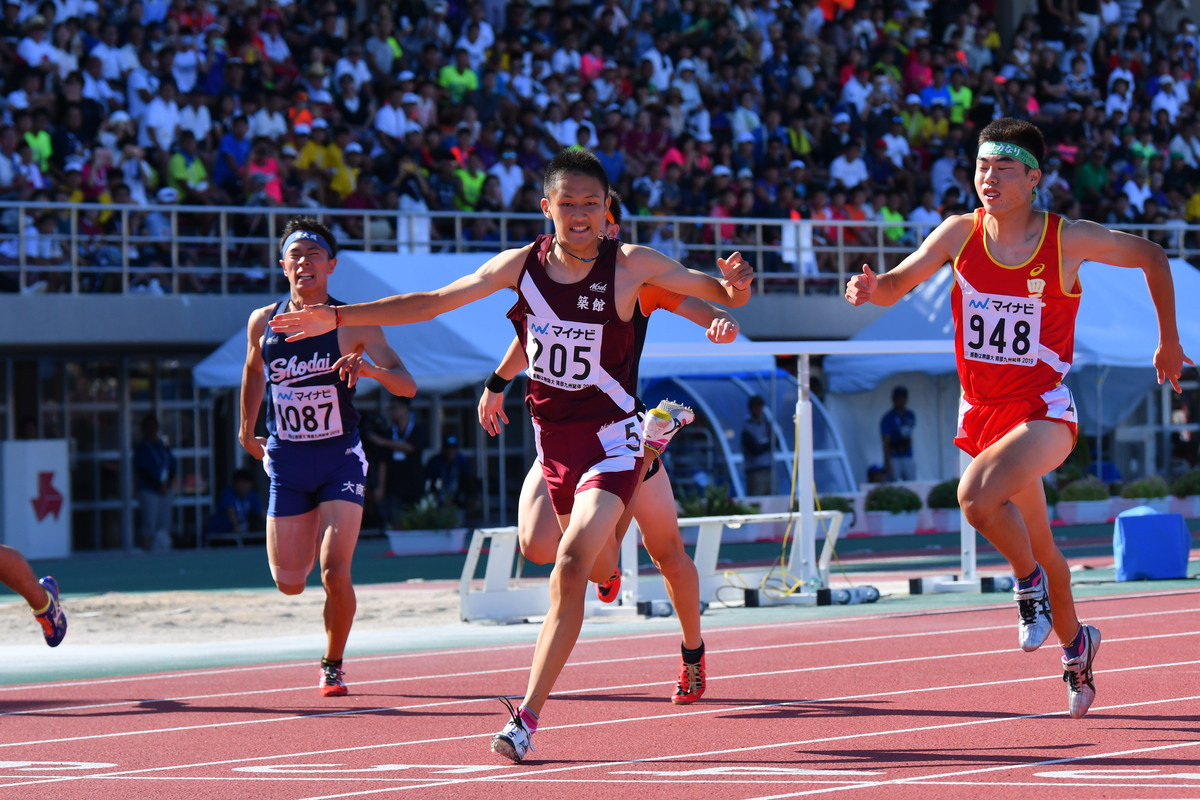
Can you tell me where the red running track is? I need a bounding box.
[1,589,1198,800]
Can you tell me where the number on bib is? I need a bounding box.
[525,314,605,392]
[271,384,344,441]
[962,292,1041,367]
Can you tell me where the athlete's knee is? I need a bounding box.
[520,540,557,565]
[551,552,592,585]
[321,566,353,593]
[271,564,312,594]
[649,546,692,581]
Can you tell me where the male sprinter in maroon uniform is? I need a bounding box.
[846,118,1191,718]
[268,150,753,760]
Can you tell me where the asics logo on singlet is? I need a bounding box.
[589,282,607,292]
[269,353,333,383]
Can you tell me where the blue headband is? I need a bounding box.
[281,230,334,258]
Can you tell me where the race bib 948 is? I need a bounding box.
[525,314,605,392]
[961,291,1042,367]
[271,384,344,441]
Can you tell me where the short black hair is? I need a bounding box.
[279,216,337,257]
[978,118,1046,168]
[607,188,623,227]
[543,148,609,199]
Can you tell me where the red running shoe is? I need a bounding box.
[319,662,348,697]
[671,655,706,704]
[595,571,621,603]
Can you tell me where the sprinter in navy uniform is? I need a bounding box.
[239,216,416,697]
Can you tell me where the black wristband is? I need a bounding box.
[485,371,511,393]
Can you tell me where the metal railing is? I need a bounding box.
[1,201,1196,297]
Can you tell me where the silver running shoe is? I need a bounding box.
[642,399,695,457]
[491,697,535,763]
[1014,568,1053,652]
[1062,624,1101,719]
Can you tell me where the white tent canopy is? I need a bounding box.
[193,251,775,392]
[823,259,1200,483]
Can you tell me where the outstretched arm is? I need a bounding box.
[1065,219,1194,391]
[627,245,755,308]
[270,247,528,340]
[845,214,971,307]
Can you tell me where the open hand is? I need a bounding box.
[268,304,337,341]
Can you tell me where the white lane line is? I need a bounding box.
[3,621,1198,720]
[3,586,1194,694]
[2,664,1199,791]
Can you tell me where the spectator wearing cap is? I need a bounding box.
[670,58,703,117]
[1150,74,1182,124]
[438,47,478,106]
[329,134,362,201]
[296,118,334,203]
[15,16,54,76]
[301,61,334,106]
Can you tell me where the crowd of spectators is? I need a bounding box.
[1,0,1198,292]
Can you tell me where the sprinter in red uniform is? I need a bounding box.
[267,150,754,761]
[846,118,1192,719]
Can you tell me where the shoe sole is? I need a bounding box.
[491,735,523,763]
[37,577,66,648]
[671,692,703,705]
[320,686,349,697]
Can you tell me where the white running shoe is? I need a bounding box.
[642,399,695,456]
[1014,567,1053,652]
[1062,624,1101,719]
[491,698,535,763]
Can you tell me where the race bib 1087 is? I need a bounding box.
[271,383,344,441]
[525,314,604,392]
[961,291,1042,367]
